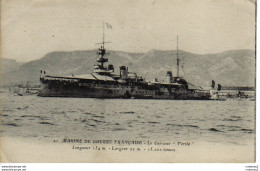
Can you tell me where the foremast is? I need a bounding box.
[94,22,113,75]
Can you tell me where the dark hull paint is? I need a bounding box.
[38,81,211,100]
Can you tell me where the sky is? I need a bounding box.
[1,0,255,62]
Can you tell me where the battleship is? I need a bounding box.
[38,24,213,100]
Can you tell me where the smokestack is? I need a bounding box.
[211,80,215,89]
[166,71,172,83]
[217,84,221,91]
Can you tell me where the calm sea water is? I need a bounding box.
[0,93,255,145]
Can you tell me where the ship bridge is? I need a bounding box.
[93,45,115,76]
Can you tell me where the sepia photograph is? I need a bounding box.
[0,0,256,163]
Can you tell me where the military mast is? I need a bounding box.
[97,22,108,68]
[94,22,113,75]
[176,35,180,77]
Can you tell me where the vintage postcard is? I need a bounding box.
[0,0,256,163]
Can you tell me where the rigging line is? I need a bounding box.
[91,73,99,80]
[102,21,105,47]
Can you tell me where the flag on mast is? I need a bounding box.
[106,22,112,29]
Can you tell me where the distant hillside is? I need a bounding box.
[130,49,255,87]
[0,49,255,88]
[0,58,24,74]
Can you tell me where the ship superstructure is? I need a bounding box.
[38,23,210,99]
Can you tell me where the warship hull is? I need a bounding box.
[38,77,211,100]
